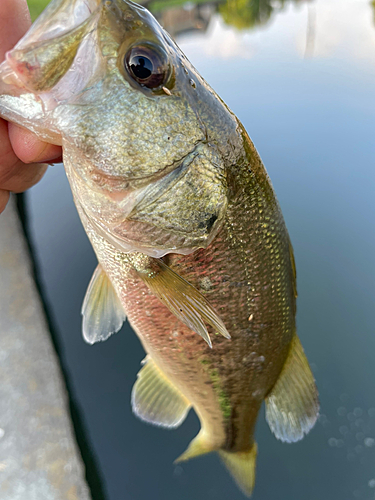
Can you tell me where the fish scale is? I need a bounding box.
[86,153,294,450]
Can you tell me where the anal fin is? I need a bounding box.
[131,356,191,428]
[265,335,319,443]
[81,264,126,345]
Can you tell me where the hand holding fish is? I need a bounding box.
[0,0,62,214]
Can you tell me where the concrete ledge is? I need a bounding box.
[0,197,92,500]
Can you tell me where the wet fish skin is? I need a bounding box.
[0,0,319,496]
[98,122,295,446]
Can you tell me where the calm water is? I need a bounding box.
[26,0,375,499]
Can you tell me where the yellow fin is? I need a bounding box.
[265,335,319,442]
[131,356,191,428]
[137,258,230,348]
[81,264,126,345]
[175,429,215,463]
[218,444,257,498]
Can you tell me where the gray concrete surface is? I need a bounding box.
[0,198,92,500]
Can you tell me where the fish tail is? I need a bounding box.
[175,428,257,496]
[218,443,257,498]
[174,429,217,463]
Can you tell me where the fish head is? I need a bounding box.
[0,0,235,257]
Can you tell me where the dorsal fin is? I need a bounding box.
[131,356,191,428]
[81,264,126,344]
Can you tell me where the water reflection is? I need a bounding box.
[142,1,217,38]
[219,0,309,31]
[219,0,278,30]
[140,0,311,37]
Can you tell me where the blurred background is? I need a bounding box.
[22,0,375,499]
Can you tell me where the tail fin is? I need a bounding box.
[218,443,257,498]
[175,430,215,463]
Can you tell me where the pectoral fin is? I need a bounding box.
[135,258,230,348]
[265,335,319,442]
[131,356,191,428]
[81,264,126,345]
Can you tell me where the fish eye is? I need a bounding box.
[124,44,169,90]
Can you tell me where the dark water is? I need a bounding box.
[26,1,375,499]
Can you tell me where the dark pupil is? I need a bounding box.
[130,56,153,80]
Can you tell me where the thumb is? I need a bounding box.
[0,1,62,165]
[0,0,31,61]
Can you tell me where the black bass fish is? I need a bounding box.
[0,0,319,495]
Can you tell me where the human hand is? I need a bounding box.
[0,0,62,214]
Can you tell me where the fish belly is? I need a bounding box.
[118,214,293,453]
[121,272,228,448]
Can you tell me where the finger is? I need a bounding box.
[0,189,10,214]
[0,0,31,61]
[9,124,62,164]
[1,2,62,166]
[0,119,48,193]
[0,2,62,167]
[0,160,47,193]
